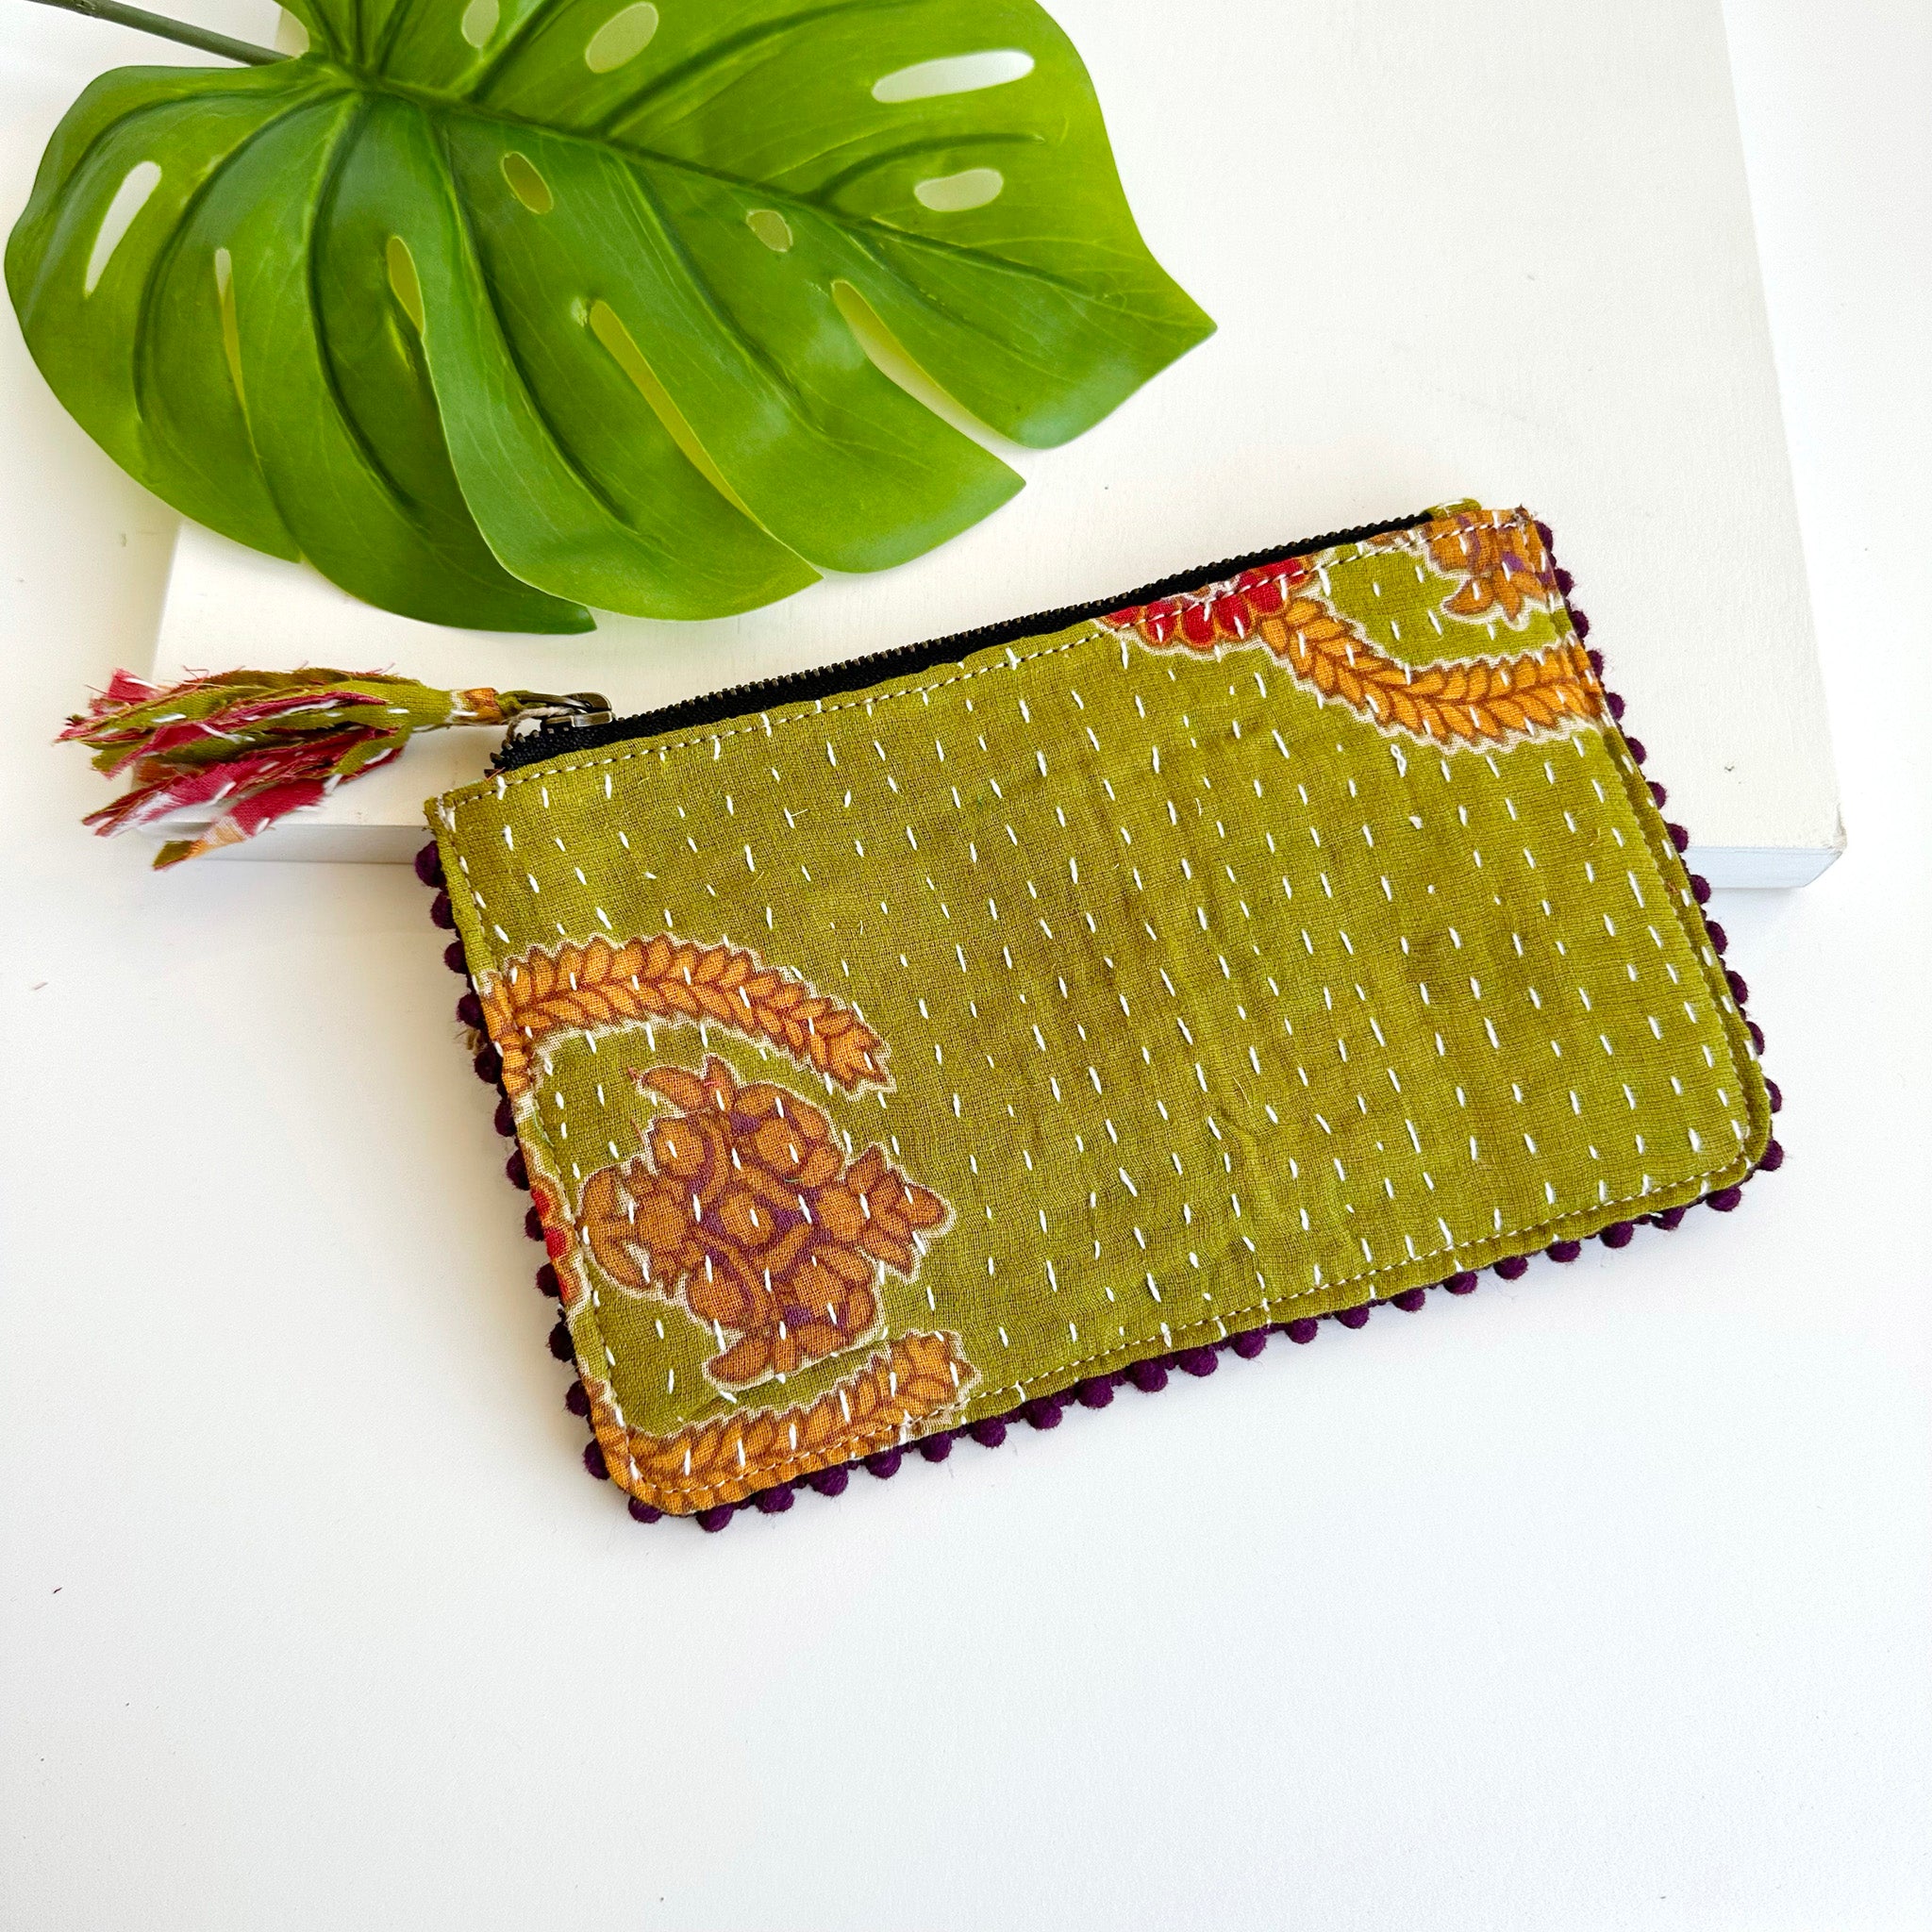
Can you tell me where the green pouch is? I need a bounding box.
[427,502,1775,1524]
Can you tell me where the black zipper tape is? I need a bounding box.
[492,508,1436,773]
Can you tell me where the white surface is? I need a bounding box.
[143,0,1841,886]
[3,4,1927,1930]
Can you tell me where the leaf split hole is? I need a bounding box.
[586,300,756,517]
[386,237,425,332]
[211,246,245,403]
[914,168,1004,212]
[584,2,658,73]
[830,278,1021,460]
[872,50,1034,103]
[501,152,554,214]
[460,0,499,48]
[84,160,161,295]
[746,208,792,253]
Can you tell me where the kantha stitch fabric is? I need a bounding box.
[427,503,1775,1523]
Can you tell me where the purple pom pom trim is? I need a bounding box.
[416,506,1787,1537]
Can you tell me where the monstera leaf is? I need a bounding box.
[7,0,1213,630]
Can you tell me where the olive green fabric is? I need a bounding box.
[432,504,1769,1513]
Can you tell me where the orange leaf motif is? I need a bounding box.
[578,1057,950,1390]
[1420,508,1557,626]
[476,934,886,1102]
[1259,602,1600,747]
[1106,577,1599,749]
[584,1330,977,1513]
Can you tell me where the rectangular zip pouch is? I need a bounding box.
[425,502,1778,1526]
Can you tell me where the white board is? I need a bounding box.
[149,0,1843,887]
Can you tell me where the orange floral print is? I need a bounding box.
[1105,577,1601,749]
[1258,604,1599,744]
[477,934,887,1103]
[1423,509,1556,625]
[577,1057,950,1389]
[583,1330,977,1513]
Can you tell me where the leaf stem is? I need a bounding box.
[21,0,286,65]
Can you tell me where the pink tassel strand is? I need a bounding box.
[60,668,603,867]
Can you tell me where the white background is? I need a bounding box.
[2,3,1927,1927]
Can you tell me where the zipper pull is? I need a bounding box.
[491,690,613,758]
[59,666,609,867]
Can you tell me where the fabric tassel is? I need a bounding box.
[59,668,606,867]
